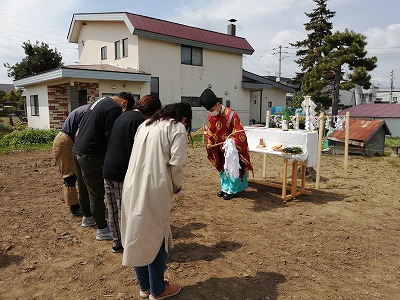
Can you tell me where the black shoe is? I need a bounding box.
[217,191,225,197]
[70,204,83,217]
[223,193,236,200]
[112,246,124,253]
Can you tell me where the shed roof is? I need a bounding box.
[338,104,400,118]
[328,119,391,143]
[68,12,254,55]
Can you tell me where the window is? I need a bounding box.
[30,95,39,116]
[181,45,203,66]
[122,38,128,57]
[182,96,222,107]
[392,96,397,103]
[101,46,107,60]
[151,77,159,99]
[267,101,273,108]
[181,96,201,107]
[115,40,121,59]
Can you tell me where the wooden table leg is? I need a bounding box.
[291,160,298,198]
[301,163,306,191]
[282,158,288,199]
[263,153,267,178]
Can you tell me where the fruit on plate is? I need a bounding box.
[272,144,282,151]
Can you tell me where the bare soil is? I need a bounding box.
[0,147,399,300]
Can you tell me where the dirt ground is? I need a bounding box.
[0,147,399,300]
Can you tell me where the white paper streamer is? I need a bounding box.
[223,138,241,179]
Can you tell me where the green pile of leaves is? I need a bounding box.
[0,128,57,153]
[281,146,303,154]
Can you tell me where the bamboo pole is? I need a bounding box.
[202,123,205,143]
[344,112,350,177]
[295,112,300,130]
[266,110,271,128]
[315,112,325,189]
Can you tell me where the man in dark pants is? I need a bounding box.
[73,92,135,241]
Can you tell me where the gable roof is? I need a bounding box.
[242,70,295,92]
[338,104,400,118]
[328,119,391,143]
[68,12,254,55]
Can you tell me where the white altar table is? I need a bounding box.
[244,127,318,201]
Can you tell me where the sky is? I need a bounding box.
[1,0,400,90]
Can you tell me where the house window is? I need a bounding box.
[181,45,203,66]
[392,96,397,103]
[115,40,121,59]
[181,96,201,107]
[30,95,39,116]
[267,101,273,108]
[122,38,128,57]
[181,96,222,107]
[151,77,159,99]
[101,46,107,60]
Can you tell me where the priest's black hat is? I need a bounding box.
[199,88,218,110]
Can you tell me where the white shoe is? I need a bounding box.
[139,289,150,298]
[81,216,96,227]
[96,226,112,241]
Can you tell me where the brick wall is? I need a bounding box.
[48,82,99,130]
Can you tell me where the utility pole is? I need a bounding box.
[272,46,289,82]
[389,70,394,104]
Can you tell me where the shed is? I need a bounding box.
[327,119,391,157]
[338,104,400,137]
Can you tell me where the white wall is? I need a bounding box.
[98,80,150,98]
[78,22,140,69]
[137,37,250,128]
[24,85,50,129]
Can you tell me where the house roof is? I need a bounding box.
[68,12,254,55]
[0,83,14,93]
[14,64,151,87]
[242,70,295,92]
[328,119,391,144]
[338,103,400,118]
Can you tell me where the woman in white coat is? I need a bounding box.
[121,102,192,300]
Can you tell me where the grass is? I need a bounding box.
[385,136,400,146]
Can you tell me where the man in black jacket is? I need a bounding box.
[73,92,134,241]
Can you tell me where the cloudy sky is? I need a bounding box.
[1,0,399,90]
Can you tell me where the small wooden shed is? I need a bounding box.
[328,119,391,157]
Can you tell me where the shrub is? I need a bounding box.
[0,128,57,148]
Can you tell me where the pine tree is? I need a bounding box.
[291,0,335,85]
[4,41,63,80]
[291,0,377,115]
[319,29,377,115]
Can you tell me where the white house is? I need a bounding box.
[14,12,294,130]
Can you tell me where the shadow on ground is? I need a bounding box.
[174,271,286,300]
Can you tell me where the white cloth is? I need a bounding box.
[223,138,240,179]
[244,127,318,167]
[120,119,187,267]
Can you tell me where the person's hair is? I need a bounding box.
[147,102,192,136]
[134,95,162,119]
[117,92,135,110]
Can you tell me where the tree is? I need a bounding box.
[5,89,25,110]
[318,29,377,115]
[291,0,377,115]
[291,0,336,108]
[4,41,63,80]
